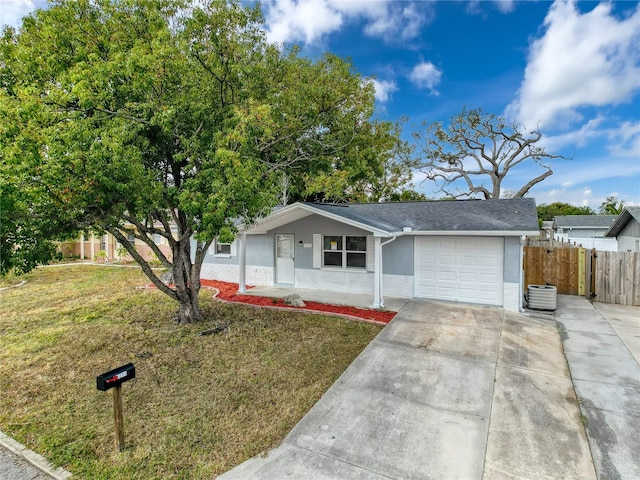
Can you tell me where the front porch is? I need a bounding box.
[239,286,411,312]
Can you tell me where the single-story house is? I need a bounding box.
[57,224,175,262]
[200,198,540,312]
[552,214,618,251]
[553,215,617,238]
[604,206,640,252]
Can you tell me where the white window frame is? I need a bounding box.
[125,229,136,243]
[209,238,235,258]
[322,235,367,270]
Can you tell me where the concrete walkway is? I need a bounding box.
[555,295,640,480]
[218,300,594,479]
[243,286,411,312]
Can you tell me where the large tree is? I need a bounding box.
[413,108,565,199]
[300,121,419,203]
[599,195,625,215]
[0,0,390,322]
[537,202,594,222]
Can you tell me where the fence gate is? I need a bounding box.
[594,251,640,306]
[523,246,591,296]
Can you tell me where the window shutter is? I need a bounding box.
[313,234,321,269]
[230,240,237,256]
[366,236,375,272]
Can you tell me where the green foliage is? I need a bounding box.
[598,196,625,215]
[537,202,595,222]
[0,0,390,320]
[300,120,417,203]
[0,176,60,275]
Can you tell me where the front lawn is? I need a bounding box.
[0,265,380,479]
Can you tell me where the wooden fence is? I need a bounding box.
[523,246,639,306]
[523,246,589,295]
[594,251,640,306]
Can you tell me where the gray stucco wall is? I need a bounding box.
[618,220,640,252]
[267,215,371,270]
[503,236,521,283]
[199,235,273,267]
[381,236,414,276]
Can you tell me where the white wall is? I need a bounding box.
[554,234,618,251]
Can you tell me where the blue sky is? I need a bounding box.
[2,0,639,209]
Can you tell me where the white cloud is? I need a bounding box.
[506,0,640,131]
[409,61,442,94]
[263,0,432,45]
[263,0,344,45]
[371,79,398,103]
[543,115,607,151]
[466,0,516,15]
[0,0,35,29]
[607,120,640,158]
[493,1,516,14]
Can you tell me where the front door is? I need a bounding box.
[275,234,295,284]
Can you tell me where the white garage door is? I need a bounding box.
[415,236,504,306]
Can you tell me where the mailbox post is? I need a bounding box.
[96,363,135,452]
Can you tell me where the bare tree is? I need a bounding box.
[413,108,566,199]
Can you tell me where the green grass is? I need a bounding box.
[0,265,381,479]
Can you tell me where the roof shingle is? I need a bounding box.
[308,198,539,233]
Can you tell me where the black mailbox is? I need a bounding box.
[96,363,135,391]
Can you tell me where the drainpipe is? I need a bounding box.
[375,236,397,309]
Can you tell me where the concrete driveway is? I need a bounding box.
[556,295,640,480]
[218,300,595,479]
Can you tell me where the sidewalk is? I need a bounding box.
[556,295,640,480]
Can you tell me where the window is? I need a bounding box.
[208,239,234,257]
[215,242,231,255]
[323,235,366,269]
[125,229,136,243]
[152,233,164,245]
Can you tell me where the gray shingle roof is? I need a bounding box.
[605,207,640,237]
[307,198,539,232]
[553,215,616,229]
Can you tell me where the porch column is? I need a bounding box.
[238,232,247,294]
[80,233,85,259]
[372,236,382,308]
[90,233,95,260]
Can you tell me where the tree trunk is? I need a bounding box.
[172,239,205,324]
[176,292,204,324]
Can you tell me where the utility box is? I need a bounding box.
[96,363,135,391]
[528,285,557,311]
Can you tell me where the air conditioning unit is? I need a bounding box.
[527,285,557,310]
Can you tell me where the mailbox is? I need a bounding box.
[96,363,135,391]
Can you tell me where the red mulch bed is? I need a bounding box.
[192,280,395,325]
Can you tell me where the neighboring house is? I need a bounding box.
[604,206,640,253]
[552,215,618,251]
[541,220,554,238]
[57,225,174,262]
[200,198,540,312]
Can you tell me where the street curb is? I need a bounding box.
[0,430,72,479]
